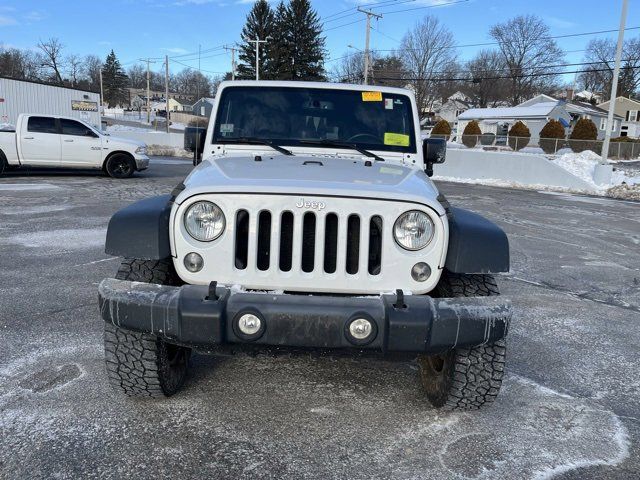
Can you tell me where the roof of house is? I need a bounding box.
[192,97,215,106]
[566,100,622,119]
[598,96,640,109]
[518,94,557,107]
[458,101,560,120]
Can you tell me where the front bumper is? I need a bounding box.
[134,154,149,170]
[98,278,511,355]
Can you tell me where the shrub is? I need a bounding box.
[431,119,452,137]
[461,120,481,148]
[569,118,598,153]
[507,121,530,151]
[539,119,565,154]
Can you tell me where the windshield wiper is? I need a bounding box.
[299,139,384,162]
[220,137,294,156]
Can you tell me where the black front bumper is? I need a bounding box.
[98,279,511,355]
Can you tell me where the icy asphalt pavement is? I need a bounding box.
[0,158,639,479]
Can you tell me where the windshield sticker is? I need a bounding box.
[384,99,394,110]
[379,166,404,175]
[220,123,234,133]
[384,132,410,147]
[362,91,383,102]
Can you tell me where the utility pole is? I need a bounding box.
[224,45,238,81]
[358,7,382,85]
[165,55,170,134]
[98,68,104,111]
[252,37,269,81]
[140,58,157,123]
[601,0,629,167]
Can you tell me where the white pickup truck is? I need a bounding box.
[0,114,150,178]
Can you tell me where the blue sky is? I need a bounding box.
[0,0,637,78]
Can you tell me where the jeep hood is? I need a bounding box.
[177,154,444,215]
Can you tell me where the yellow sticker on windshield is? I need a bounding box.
[362,91,382,102]
[384,132,410,147]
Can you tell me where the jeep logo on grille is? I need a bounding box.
[296,198,326,211]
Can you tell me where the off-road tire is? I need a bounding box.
[418,271,506,410]
[104,258,190,397]
[105,153,135,179]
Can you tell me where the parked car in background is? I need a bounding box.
[0,114,149,178]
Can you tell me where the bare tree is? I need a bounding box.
[463,50,510,107]
[490,15,564,105]
[432,60,464,103]
[579,35,640,98]
[127,63,146,89]
[37,37,65,84]
[83,54,102,91]
[330,51,367,84]
[66,54,83,87]
[399,15,457,114]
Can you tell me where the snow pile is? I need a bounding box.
[106,124,151,133]
[552,151,640,190]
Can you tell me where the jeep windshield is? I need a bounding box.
[212,86,417,155]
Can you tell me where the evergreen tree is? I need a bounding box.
[268,1,290,80]
[280,0,325,80]
[102,50,128,107]
[237,0,275,80]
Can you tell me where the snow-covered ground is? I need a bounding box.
[105,124,151,133]
[552,151,640,191]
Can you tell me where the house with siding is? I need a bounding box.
[597,96,640,138]
[191,97,215,118]
[456,100,571,142]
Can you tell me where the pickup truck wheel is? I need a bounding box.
[103,258,190,397]
[418,272,506,410]
[105,153,135,179]
[0,151,7,175]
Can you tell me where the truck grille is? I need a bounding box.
[234,209,383,276]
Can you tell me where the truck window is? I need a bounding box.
[27,116,58,134]
[213,86,417,154]
[60,118,95,137]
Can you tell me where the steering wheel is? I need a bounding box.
[346,133,379,143]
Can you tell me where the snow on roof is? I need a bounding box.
[458,102,559,120]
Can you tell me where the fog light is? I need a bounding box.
[411,262,431,282]
[184,252,203,272]
[238,313,262,335]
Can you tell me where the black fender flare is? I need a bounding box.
[105,194,174,260]
[444,207,510,274]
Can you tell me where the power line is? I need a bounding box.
[325,25,640,65]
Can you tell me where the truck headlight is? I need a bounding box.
[135,146,147,155]
[184,201,225,242]
[394,210,434,250]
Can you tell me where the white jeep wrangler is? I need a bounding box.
[99,81,511,410]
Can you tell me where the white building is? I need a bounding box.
[0,76,101,128]
[456,101,571,141]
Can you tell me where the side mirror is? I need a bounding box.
[422,138,446,177]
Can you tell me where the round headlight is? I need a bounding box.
[394,210,434,250]
[184,201,225,242]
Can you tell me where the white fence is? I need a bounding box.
[433,149,599,192]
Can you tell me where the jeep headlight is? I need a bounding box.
[135,145,147,155]
[394,210,434,250]
[184,201,225,242]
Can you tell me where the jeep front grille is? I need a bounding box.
[173,194,446,295]
[234,209,383,276]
